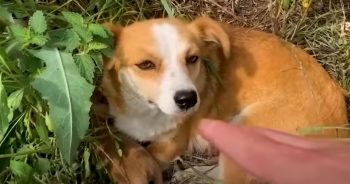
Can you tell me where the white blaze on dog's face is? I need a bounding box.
[114,19,202,116]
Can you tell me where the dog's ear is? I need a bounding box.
[103,22,123,70]
[188,16,231,59]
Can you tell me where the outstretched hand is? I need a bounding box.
[198,119,350,184]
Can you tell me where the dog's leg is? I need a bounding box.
[91,94,163,184]
[147,124,190,167]
[95,130,163,184]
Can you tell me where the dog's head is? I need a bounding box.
[103,17,230,117]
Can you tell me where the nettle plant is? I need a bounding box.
[0,7,113,183]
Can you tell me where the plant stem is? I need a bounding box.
[0,148,50,159]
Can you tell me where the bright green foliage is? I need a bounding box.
[7,88,24,121]
[75,54,96,84]
[0,0,173,183]
[29,11,47,34]
[86,42,108,53]
[10,160,34,184]
[62,12,85,27]
[88,23,109,38]
[31,49,94,163]
[73,26,93,43]
[0,77,9,141]
[63,30,81,52]
[160,0,175,17]
[9,10,48,48]
[9,25,30,46]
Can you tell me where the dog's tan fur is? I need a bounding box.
[98,17,348,184]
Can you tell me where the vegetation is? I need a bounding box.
[0,0,348,183]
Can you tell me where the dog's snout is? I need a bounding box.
[174,90,197,110]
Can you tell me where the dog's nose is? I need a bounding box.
[174,90,197,110]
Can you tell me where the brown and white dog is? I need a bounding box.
[98,16,348,184]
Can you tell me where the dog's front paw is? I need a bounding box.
[95,132,163,184]
[119,145,163,184]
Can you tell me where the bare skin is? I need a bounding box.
[198,119,350,184]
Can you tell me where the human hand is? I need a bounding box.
[198,119,350,184]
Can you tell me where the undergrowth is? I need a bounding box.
[0,0,349,184]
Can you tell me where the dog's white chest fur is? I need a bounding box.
[112,105,178,141]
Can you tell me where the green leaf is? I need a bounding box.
[73,26,93,43]
[34,157,50,174]
[62,11,84,27]
[7,88,24,121]
[29,34,48,46]
[31,48,94,163]
[44,113,53,132]
[90,53,103,72]
[0,76,9,141]
[29,11,47,34]
[160,0,175,17]
[10,160,34,184]
[18,54,42,73]
[47,29,81,52]
[86,42,108,53]
[74,54,95,83]
[88,23,108,38]
[0,5,14,24]
[63,29,81,52]
[9,25,30,46]
[35,116,49,144]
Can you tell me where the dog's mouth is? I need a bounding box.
[147,98,198,117]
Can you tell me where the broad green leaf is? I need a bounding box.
[34,157,50,174]
[88,23,108,38]
[0,77,9,141]
[29,11,47,34]
[62,12,84,27]
[74,54,95,83]
[7,88,24,121]
[73,26,93,43]
[29,34,48,46]
[10,160,34,184]
[31,48,94,163]
[9,25,30,46]
[86,42,108,53]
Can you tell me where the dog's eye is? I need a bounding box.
[186,55,199,64]
[136,60,156,70]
